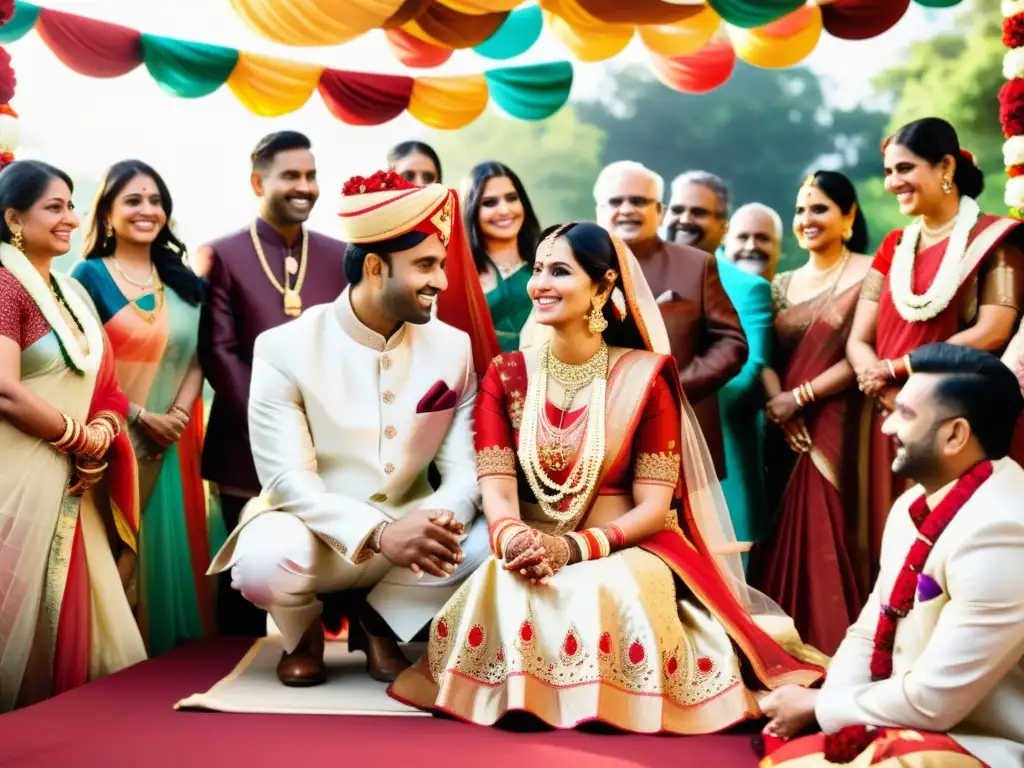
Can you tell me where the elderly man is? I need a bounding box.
[723,202,783,281]
[594,161,746,478]
[762,344,1024,768]
[665,171,775,550]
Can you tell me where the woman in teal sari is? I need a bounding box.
[72,160,220,656]
[462,162,541,352]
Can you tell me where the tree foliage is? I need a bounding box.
[425,105,606,228]
[574,63,887,266]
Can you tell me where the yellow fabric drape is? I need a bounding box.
[229,0,406,46]
[544,11,632,62]
[408,75,489,129]
[727,6,822,69]
[227,53,323,117]
[639,5,721,57]
[441,0,522,13]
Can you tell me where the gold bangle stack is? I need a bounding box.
[792,381,816,407]
[51,414,85,454]
[489,517,528,558]
[564,528,612,562]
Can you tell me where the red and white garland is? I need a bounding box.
[1002,0,1024,216]
[0,0,16,169]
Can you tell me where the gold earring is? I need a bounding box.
[10,228,23,251]
[587,297,608,334]
[104,222,113,241]
[942,178,952,194]
[843,227,853,243]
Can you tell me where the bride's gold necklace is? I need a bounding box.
[518,341,608,532]
[250,221,309,317]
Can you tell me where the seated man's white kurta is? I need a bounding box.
[208,171,500,686]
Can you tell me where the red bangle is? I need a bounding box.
[604,523,626,549]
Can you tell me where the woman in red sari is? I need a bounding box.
[847,117,1024,583]
[0,161,145,711]
[754,172,872,656]
[391,222,825,733]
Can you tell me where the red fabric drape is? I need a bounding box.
[821,0,910,41]
[88,333,140,539]
[51,518,90,695]
[317,69,413,126]
[436,193,501,378]
[385,28,453,69]
[37,8,142,78]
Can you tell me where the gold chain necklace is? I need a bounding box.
[547,340,609,410]
[250,221,309,317]
[111,257,154,289]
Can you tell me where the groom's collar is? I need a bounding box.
[334,286,407,353]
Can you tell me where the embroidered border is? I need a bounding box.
[476,445,516,478]
[635,451,681,485]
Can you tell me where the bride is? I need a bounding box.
[390,222,824,733]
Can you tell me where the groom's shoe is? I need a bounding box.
[277,620,327,687]
[349,616,410,682]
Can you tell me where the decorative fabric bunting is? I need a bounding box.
[1003,0,1024,215]
[648,37,736,94]
[0,1,573,128]
[220,0,964,80]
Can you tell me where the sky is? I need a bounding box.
[10,0,957,248]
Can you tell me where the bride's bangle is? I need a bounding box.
[488,517,528,558]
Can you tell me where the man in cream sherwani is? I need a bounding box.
[760,343,1024,768]
[209,170,498,687]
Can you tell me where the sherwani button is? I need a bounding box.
[382,390,395,404]
[385,463,395,474]
[384,425,397,439]
[370,492,388,502]
[381,354,392,370]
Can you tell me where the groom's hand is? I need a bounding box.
[378,509,464,578]
[424,509,465,536]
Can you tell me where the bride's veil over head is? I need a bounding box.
[520,224,788,619]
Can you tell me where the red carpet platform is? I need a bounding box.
[0,638,763,767]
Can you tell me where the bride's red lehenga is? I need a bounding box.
[390,234,825,734]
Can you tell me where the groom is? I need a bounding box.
[208,170,492,686]
[760,343,1024,767]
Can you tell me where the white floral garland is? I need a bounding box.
[0,242,102,375]
[889,196,982,323]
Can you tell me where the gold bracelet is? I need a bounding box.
[801,381,816,403]
[792,387,805,407]
[51,414,75,452]
[903,354,914,376]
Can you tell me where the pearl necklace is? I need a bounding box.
[518,342,607,532]
[890,196,981,323]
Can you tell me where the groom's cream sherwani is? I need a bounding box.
[815,458,1024,768]
[209,287,484,648]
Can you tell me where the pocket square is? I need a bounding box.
[916,573,944,603]
[417,380,457,413]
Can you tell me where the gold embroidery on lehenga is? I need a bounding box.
[476,446,516,477]
[507,390,524,430]
[635,451,681,484]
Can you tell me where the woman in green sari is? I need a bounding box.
[72,160,219,656]
[462,162,541,352]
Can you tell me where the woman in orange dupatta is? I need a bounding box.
[847,118,1024,584]
[391,222,824,733]
[0,161,145,712]
[753,172,872,656]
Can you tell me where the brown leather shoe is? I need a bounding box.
[277,620,326,687]
[363,632,410,683]
[348,617,409,682]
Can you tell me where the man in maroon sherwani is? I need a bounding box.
[196,131,347,635]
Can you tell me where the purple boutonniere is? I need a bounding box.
[916,573,943,603]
